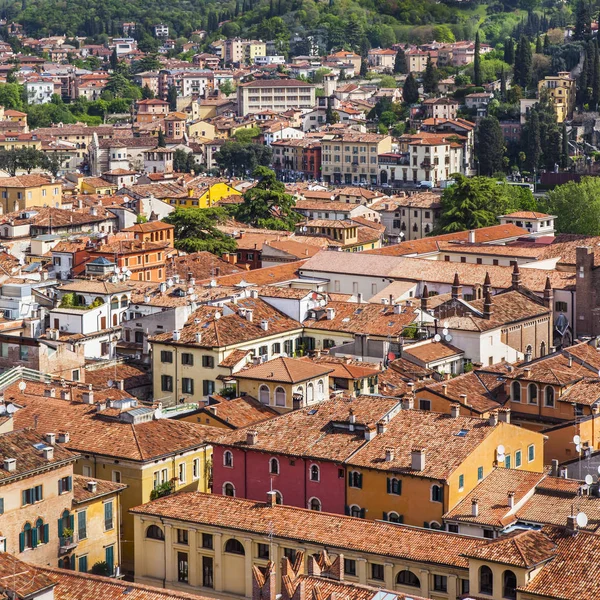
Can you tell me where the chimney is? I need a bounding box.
[393,303,402,314]
[82,390,94,404]
[568,355,573,368]
[567,514,577,533]
[87,481,98,493]
[389,294,394,306]
[411,447,425,471]
[364,424,377,441]
[377,421,387,434]
[498,408,511,423]
[421,285,429,312]
[45,433,56,445]
[385,447,394,462]
[173,330,181,341]
[326,307,336,320]
[450,403,460,418]
[524,367,531,378]
[551,458,559,477]
[266,490,277,506]
[247,430,258,445]
[58,432,70,443]
[402,394,414,410]
[483,289,493,319]
[3,458,15,472]
[348,408,356,424]
[357,293,363,303]
[60,389,70,401]
[43,446,54,460]
[471,498,479,517]
[195,332,202,343]
[459,393,467,405]
[246,309,253,322]
[511,263,521,289]
[260,319,269,331]
[543,276,553,308]
[489,412,498,427]
[507,491,515,509]
[483,271,491,295]
[451,272,462,299]
[468,230,475,243]
[116,380,125,391]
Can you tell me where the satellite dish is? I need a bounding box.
[573,435,581,445]
[497,444,505,455]
[434,334,441,342]
[585,474,594,485]
[6,404,16,414]
[576,444,581,452]
[443,321,449,328]
[576,512,589,528]
[153,408,162,419]
[18,381,26,392]
[115,267,121,274]
[445,334,453,342]
[107,379,114,388]
[442,328,449,336]
[126,270,132,277]
[0,405,6,415]
[497,453,505,462]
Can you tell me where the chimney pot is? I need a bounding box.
[45,433,56,445]
[411,447,425,471]
[489,412,498,427]
[508,491,515,509]
[247,430,258,445]
[471,498,479,517]
[450,404,460,418]
[3,458,15,472]
[43,446,54,460]
[58,432,70,444]
[266,490,277,506]
[385,447,394,462]
[87,480,98,493]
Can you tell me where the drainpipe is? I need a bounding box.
[159,516,167,589]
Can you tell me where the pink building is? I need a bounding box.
[211,396,400,514]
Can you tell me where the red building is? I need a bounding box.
[272,139,321,181]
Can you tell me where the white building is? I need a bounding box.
[498,211,556,237]
[24,79,59,104]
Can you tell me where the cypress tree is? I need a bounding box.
[561,123,569,169]
[514,35,532,89]
[526,109,541,171]
[110,48,118,70]
[360,59,368,78]
[157,129,166,147]
[402,72,419,104]
[574,0,592,40]
[500,67,507,101]
[394,48,407,74]
[423,55,437,94]
[504,37,515,65]
[474,31,482,87]
[592,44,600,109]
[476,116,504,176]
[543,34,550,53]
[535,36,542,53]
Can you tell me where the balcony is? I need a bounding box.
[420,160,432,169]
[59,535,78,554]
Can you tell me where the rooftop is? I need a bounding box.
[235,356,333,384]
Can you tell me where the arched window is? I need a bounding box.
[431,485,443,503]
[396,570,420,588]
[110,297,119,309]
[528,383,538,404]
[349,505,362,518]
[22,522,33,550]
[389,477,401,495]
[223,482,235,497]
[317,379,324,400]
[511,381,521,402]
[224,538,245,554]
[307,383,314,403]
[479,565,493,595]
[120,295,128,308]
[309,497,321,511]
[275,387,286,407]
[387,511,402,523]
[545,386,555,408]
[310,464,320,481]
[274,490,283,505]
[429,521,442,530]
[526,344,533,356]
[146,525,165,540]
[223,451,233,467]
[502,570,517,600]
[259,385,270,405]
[35,518,47,545]
[269,458,279,475]
[540,341,546,357]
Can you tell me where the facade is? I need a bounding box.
[538,72,576,123]
[136,99,170,124]
[0,175,62,212]
[237,79,316,116]
[271,139,322,181]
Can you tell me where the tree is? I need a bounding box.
[109,47,118,70]
[173,148,196,173]
[134,54,162,73]
[535,36,543,54]
[360,59,368,78]
[0,83,24,110]
[435,175,537,234]
[91,562,110,576]
[525,109,541,171]
[423,55,437,94]
[163,208,238,254]
[504,38,515,66]
[561,123,569,169]
[379,75,396,88]
[514,35,532,89]
[394,48,407,74]
[574,0,592,40]
[234,166,300,230]
[141,85,155,99]
[500,68,507,101]
[234,127,260,144]
[476,116,505,176]
[474,31,482,87]
[167,85,178,111]
[326,104,339,124]
[215,141,272,177]
[157,129,166,147]
[41,153,68,176]
[219,80,235,97]
[402,73,419,104]
[542,177,600,234]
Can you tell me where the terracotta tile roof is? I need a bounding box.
[264,239,324,259]
[235,357,333,384]
[167,252,243,281]
[51,239,90,254]
[0,174,55,187]
[72,474,126,504]
[464,528,557,568]
[122,221,174,233]
[503,211,552,219]
[403,340,463,363]
[92,238,168,255]
[0,428,76,482]
[305,356,381,380]
[295,199,355,212]
[537,233,600,266]
[505,351,596,386]
[215,395,399,461]
[59,279,133,295]
[197,260,307,287]
[218,349,252,368]
[297,575,429,600]
[199,395,279,428]
[444,468,546,526]
[0,206,116,228]
[304,301,418,337]
[558,378,600,406]
[84,363,151,392]
[130,491,486,569]
[0,553,55,597]
[150,297,302,349]
[564,341,600,371]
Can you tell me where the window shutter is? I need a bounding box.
[344,505,350,515]
[31,527,37,547]
[36,486,42,501]
[398,480,402,495]
[348,472,352,486]
[386,478,391,493]
[58,479,63,495]
[70,555,76,570]
[67,476,72,491]
[58,518,63,538]
[69,514,74,530]
[19,532,24,553]
[22,490,27,506]
[44,524,49,544]
[382,511,388,521]
[0,498,3,514]
[359,508,365,518]
[358,473,363,488]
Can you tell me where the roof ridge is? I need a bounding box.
[130,422,144,461]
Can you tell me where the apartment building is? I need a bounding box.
[423,97,459,120]
[321,132,392,185]
[237,79,315,116]
[271,138,322,180]
[135,99,170,124]
[538,71,576,123]
[0,175,62,212]
[367,48,396,70]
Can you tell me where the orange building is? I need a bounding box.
[88,237,169,282]
[121,221,175,248]
[136,99,170,124]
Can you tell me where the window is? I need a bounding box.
[19,346,29,361]
[177,529,189,545]
[555,301,568,312]
[396,570,420,587]
[545,386,555,407]
[387,477,401,495]
[259,385,270,405]
[20,522,33,551]
[371,563,384,581]
[146,525,165,540]
[58,476,72,494]
[77,510,87,540]
[269,458,280,475]
[82,465,92,477]
[419,399,431,411]
[349,505,363,518]
[503,570,517,600]
[160,350,173,363]
[348,471,362,488]
[307,383,314,403]
[459,474,464,490]
[178,552,188,583]
[461,579,470,595]
[224,451,233,467]
[344,559,356,576]
[431,485,443,502]
[275,387,286,407]
[309,497,321,511]
[225,539,245,554]
[528,383,538,404]
[511,382,521,402]
[478,466,484,481]
[104,501,114,531]
[178,463,186,484]
[161,375,173,392]
[447,523,459,533]
[310,464,320,481]
[272,342,281,354]
[193,459,200,480]
[202,533,213,549]
[22,485,42,506]
[202,356,214,368]
[182,353,194,366]
[257,543,270,559]
[433,575,447,592]
[78,555,88,573]
[505,454,511,469]
[182,378,194,394]
[386,512,402,523]
[223,482,235,496]
[479,565,493,595]
[528,444,535,462]
[515,450,522,468]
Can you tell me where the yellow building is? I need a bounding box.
[170,181,242,209]
[9,379,220,574]
[0,174,62,212]
[0,133,42,151]
[188,120,216,140]
[345,406,544,528]
[150,297,303,407]
[295,219,382,252]
[246,41,267,62]
[538,72,576,123]
[79,177,118,196]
